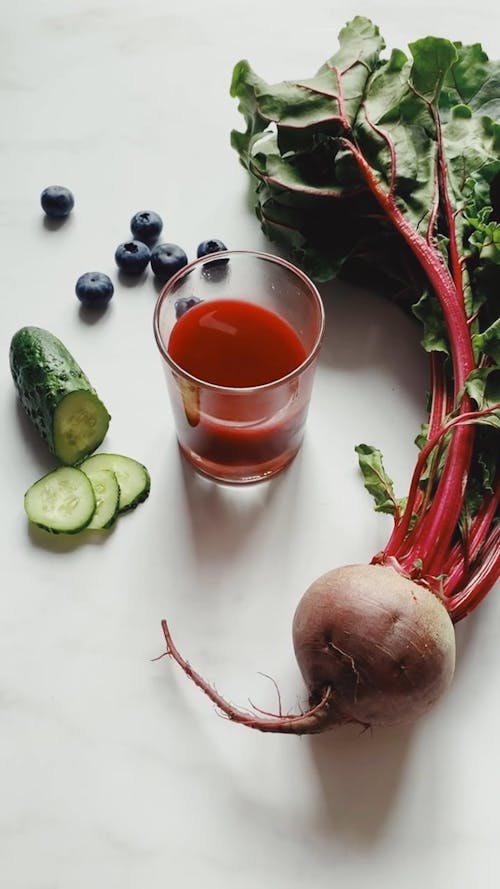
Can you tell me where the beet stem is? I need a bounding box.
[341,120,482,592]
[383,407,496,566]
[443,476,500,599]
[446,526,500,621]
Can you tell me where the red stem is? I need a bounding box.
[443,476,500,596]
[342,135,476,584]
[342,140,474,387]
[428,352,453,438]
[435,112,463,293]
[446,526,500,622]
[380,408,497,565]
[426,155,440,242]
[399,353,451,540]
[404,112,475,575]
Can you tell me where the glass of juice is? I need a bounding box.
[153,250,324,484]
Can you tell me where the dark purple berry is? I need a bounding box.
[174,296,202,320]
[130,211,163,244]
[196,239,229,264]
[75,272,114,308]
[151,243,188,283]
[115,240,151,275]
[41,185,75,218]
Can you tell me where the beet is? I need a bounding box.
[161,565,456,734]
[292,565,456,728]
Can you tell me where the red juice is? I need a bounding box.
[166,298,313,482]
[168,299,307,386]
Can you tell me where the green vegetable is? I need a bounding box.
[230,17,500,619]
[24,466,96,534]
[84,468,120,530]
[10,326,110,466]
[78,453,150,512]
[25,455,150,535]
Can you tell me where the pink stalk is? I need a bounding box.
[342,133,476,588]
[428,352,453,438]
[443,477,500,597]
[446,526,500,622]
[379,407,497,568]
[407,110,476,575]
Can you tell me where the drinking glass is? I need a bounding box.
[153,250,324,484]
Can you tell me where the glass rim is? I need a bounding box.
[152,248,325,394]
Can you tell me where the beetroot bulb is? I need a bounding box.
[159,21,500,733]
[291,565,456,728]
[161,565,456,733]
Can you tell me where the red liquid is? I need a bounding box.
[168,298,307,387]
[166,298,313,483]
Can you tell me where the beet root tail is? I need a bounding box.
[160,620,335,735]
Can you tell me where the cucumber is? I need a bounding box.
[79,453,150,512]
[10,326,110,466]
[84,469,120,530]
[24,466,96,534]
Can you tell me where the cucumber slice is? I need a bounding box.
[24,466,96,534]
[53,390,110,466]
[79,453,150,512]
[84,469,120,530]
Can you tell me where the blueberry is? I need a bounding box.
[196,238,229,264]
[115,240,151,275]
[151,243,188,283]
[130,210,163,244]
[175,296,202,320]
[41,185,75,218]
[75,272,114,308]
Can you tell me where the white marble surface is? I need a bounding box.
[1,1,499,886]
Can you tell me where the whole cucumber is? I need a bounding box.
[10,326,110,465]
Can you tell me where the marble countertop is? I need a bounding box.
[2,1,499,887]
